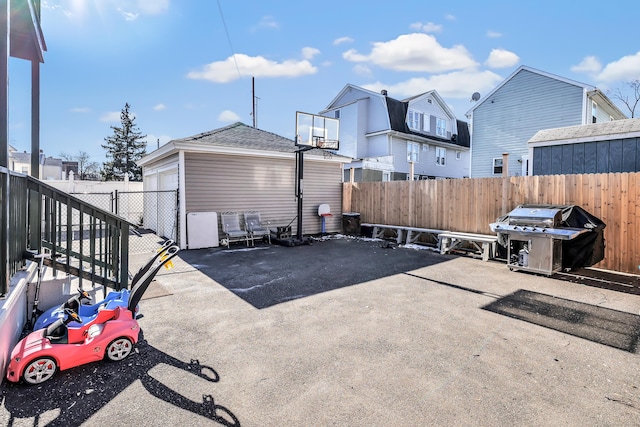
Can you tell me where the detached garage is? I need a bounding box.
[138,122,350,249]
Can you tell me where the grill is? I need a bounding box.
[490,205,602,275]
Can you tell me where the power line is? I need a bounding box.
[216,0,242,80]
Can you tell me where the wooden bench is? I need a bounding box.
[438,232,498,262]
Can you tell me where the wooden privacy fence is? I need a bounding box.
[343,172,640,274]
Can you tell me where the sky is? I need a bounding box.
[7,0,640,164]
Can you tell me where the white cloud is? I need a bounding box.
[302,47,320,60]
[253,15,279,31]
[100,111,122,122]
[137,0,169,15]
[361,69,503,100]
[353,64,372,76]
[571,56,602,74]
[153,103,166,111]
[333,36,354,45]
[484,48,519,68]
[595,52,640,82]
[117,8,139,21]
[218,110,241,122]
[410,22,443,33]
[342,33,477,73]
[486,30,502,38]
[187,53,317,83]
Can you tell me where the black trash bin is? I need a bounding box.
[342,212,361,236]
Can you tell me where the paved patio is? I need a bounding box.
[2,237,640,426]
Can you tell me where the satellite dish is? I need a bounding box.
[471,92,481,102]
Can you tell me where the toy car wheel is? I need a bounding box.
[106,337,133,361]
[23,357,57,385]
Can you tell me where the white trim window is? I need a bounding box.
[407,110,422,130]
[455,150,461,160]
[436,118,447,137]
[592,100,598,123]
[436,147,446,166]
[407,142,420,163]
[493,157,503,174]
[422,144,429,152]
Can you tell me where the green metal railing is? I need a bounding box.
[0,168,133,296]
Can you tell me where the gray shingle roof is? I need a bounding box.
[529,118,640,144]
[174,122,297,153]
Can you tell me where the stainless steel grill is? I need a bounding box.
[490,206,589,275]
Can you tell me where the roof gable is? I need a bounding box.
[466,65,596,116]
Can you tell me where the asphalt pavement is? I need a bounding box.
[2,235,640,426]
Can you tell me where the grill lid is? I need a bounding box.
[502,207,562,227]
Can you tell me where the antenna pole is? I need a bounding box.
[252,77,256,128]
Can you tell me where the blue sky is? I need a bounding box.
[8,0,640,163]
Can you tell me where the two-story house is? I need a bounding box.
[466,65,626,177]
[320,84,470,181]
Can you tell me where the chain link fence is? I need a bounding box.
[71,190,179,259]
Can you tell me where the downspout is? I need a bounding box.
[178,150,187,249]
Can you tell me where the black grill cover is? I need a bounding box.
[497,204,606,269]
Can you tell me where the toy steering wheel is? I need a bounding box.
[77,288,91,302]
[64,307,83,324]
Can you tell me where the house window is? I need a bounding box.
[592,101,598,123]
[334,110,340,119]
[455,150,461,160]
[422,144,429,152]
[382,171,391,182]
[436,118,447,137]
[407,142,419,163]
[493,158,503,174]
[436,147,446,166]
[21,166,28,174]
[407,109,421,130]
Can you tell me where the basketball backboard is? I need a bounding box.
[295,111,339,150]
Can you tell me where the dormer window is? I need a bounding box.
[407,110,422,130]
[436,118,447,137]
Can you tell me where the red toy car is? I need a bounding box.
[5,244,179,385]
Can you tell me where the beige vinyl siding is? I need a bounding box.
[184,152,343,236]
[303,158,343,233]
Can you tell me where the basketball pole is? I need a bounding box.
[295,145,313,243]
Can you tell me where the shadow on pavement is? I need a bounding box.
[179,237,450,309]
[0,331,240,427]
[483,289,640,353]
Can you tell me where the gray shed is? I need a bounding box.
[529,118,640,175]
[138,122,351,249]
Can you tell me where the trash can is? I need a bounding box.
[342,212,361,236]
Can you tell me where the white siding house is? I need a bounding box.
[321,84,470,181]
[466,65,626,177]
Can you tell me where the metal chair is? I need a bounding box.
[244,211,271,245]
[220,211,250,247]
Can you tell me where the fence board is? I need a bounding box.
[344,172,640,274]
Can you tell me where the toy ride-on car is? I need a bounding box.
[6,244,180,385]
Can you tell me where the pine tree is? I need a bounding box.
[102,103,147,181]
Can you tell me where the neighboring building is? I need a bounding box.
[320,84,470,182]
[137,122,350,248]
[466,65,627,177]
[529,118,640,175]
[8,146,63,180]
